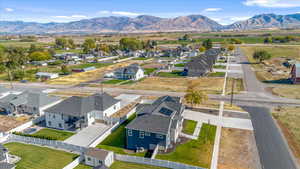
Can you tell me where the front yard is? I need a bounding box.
[156,124,216,168]
[4,142,78,169]
[110,161,169,169]
[182,120,197,135]
[96,114,146,157]
[156,71,184,78]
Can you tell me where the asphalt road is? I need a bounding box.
[242,106,297,169]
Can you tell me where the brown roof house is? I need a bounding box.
[84,148,114,168]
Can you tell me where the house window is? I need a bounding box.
[48,121,52,126]
[114,105,117,110]
[59,123,62,128]
[87,157,91,161]
[128,129,132,136]
[139,131,144,139]
[53,114,56,119]
[145,132,150,136]
[156,134,163,139]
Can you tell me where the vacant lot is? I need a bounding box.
[273,106,300,164]
[4,142,78,169]
[268,85,300,99]
[226,78,245,95]
[99,77,224,94]
[48,61,137,85]
[156,124,216,168]
[31,128,74,141]
[219,128,261,169]
[0,115,31,132]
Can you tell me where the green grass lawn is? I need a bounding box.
[96,114,146,157]
[157,71,184,78]
[55,49,83,54]
[208,72,226,77]
[174,63,185,67]
[182,120,197,135]
[102,79,126,84]
[74,164,92,169]
[156,124,216,168]
[133,57,151,61]
[144,68,157,75]
[31,128,74,141]
[110,161,169,169]
[213,65,226,69]
[4,142,78,169]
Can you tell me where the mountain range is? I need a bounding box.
[1,13,300,34]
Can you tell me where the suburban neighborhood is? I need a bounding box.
[1,1,300,169]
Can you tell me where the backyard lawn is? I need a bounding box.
[31,128,74,141]
[96,114,146,157]
[156,124,216,168]
[4,142,78,169]
[208,72,226,77]
[182,120,197,135]
[74,164,92,169]
[102,79,126,84]
[213,65,226,69]
[156,71,184,78]
[110,161,169,169]
[144,68,157,75]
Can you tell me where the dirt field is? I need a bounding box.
[273,106,300,164]
[101,77,225,94]
[0,115,31,132]
[47,61,138,85]
[218,128,261,169]
[268,85,300,99]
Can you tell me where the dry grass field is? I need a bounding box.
[219,128,261,169]
[102,77,225,94]
[47,61,137,85]
[268,85,300,99]
[0,115,31,132]
[273,106,300,164]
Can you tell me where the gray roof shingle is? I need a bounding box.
[45,92,119,116]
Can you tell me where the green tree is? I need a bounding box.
[202,39,213,50]
[253,50,272,63]
[184,84,208,108]
[83,38,96,54]
[96,44,110,54]
[29,51,51,61]
[61,65,70,75]
[55,38,68,49]
[227,45,235,51]
[67,39,76,49]
[264,37,272,44]
[119,38,143,51]
[4,47,27,83]
[199,46,206,52]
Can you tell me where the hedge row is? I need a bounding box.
[12,132,59,140]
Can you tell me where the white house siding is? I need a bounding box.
[102,102,121,117]
[39,99,63,116]
[134,69,144,81]
[87,112,95,126]
[84,152,114,167]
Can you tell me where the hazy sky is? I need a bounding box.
[1,0,300,25]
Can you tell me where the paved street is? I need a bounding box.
[242,106,298,169]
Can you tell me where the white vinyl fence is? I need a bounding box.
[6,134,87,154]
[115,154,206,169]
[62,156,84,169]
[9,116,45,133]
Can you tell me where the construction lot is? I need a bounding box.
[0,115,31,132]
[218,128,261,169]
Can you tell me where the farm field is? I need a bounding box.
[4,142,78,169]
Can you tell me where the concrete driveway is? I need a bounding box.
[184,109,253,130]
[114,94,141,108]
[64,123,109,147]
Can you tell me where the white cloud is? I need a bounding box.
[97,10,142,16]
[53,15,87,19]
[244,0,300,8]
[203,8,222,12]
[4,8,14,12]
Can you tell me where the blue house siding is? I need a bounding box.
[126,128,168,150]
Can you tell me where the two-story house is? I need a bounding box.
[291,63,300,84]
[0,91,61,116]
[44,93,120,130]
[114,64,145,81]
[125,96,184,151]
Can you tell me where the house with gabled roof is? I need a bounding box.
[44,92,120,130]
[125,96,184,151]
[291,63,300,84]
[0,91,61,116]
[114,64,145,81]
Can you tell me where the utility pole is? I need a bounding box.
[230,78,235,106]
